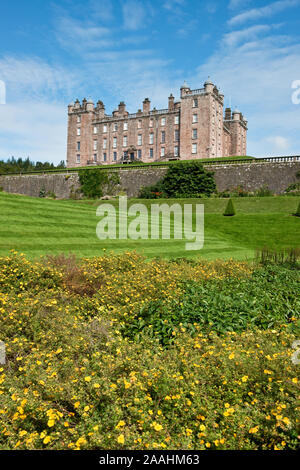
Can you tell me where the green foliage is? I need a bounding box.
[139,161,216,198]
[78,169,120,198]
[223,198,236,216]
[285,182,300,196]
[122,264,300,344]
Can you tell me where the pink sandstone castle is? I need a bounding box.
[66,79,247,167]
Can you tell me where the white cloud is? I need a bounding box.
[0,102,66,163]
[195,24,300,156]
[265,135,290,151]
[228,0,251,10]
[223,24,273,47]
[122,0,147,31]
[228,0,299,26]
[0,56,78,102]
[55,16,111,52]
[89,0,114,22]
[163,0,185,10]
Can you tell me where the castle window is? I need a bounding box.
[113,137,117,148]
[113,152,117,161]
[149,148,153,158]
[161,147,165,157]
[161,131,165,143]
[138,149,142,158]
[138,134,142,146]
[77,115,81,123]
[103,138,107,149]
[77,128,81,136]
[123,122,128,131]
[192,114,198,123]
[93,126,98,134]
[149,119,153,127]
[103,153,107,162]
[193,98,198,108]
[76,154,80,163]
[149,133,154,144]
[113,123,118,132]
[138,120,142,129]
[161,117,166,126]
[192,129,197,139]
[123,136,128,147]
[175,130,179,141]
[93,154,97,162]
[77,142,80,151]
[174,115,179,124]
[93,140,98,151]
[103,124,107,133]
[174,146,179,156]
[192,143,197,154]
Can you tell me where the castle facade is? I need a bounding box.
[66,79,247,167]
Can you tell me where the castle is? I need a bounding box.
[66,79,247,167]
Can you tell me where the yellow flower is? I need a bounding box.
[200,424,206,431]
[242,376,248,382]
[228,353,235,360]
[249,426,259,434]
[43,436,51,444]
[116,420,126,429]
[117,434,125,444]
[292,377,298,384]
[47,419,55,428]
[153,422,163,432]
[84,376,91,382]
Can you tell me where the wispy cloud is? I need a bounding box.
[55,16,111,52]
[223,24,280,47]
[196,22,300,156]
[122,0,148,31]
[228,0,251,10]
[0,56,78,102]
[228,0,299,26]
[89,0,115,22]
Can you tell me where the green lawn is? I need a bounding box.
[0,192,299,260]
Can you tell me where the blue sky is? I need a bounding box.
[0,0,300,163]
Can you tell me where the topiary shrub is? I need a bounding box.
[223,198,236,216]
[294,200,300,217]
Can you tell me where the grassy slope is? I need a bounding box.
[0,192,299,260]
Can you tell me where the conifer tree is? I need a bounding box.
[223,198,236,216]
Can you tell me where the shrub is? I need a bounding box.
[139,161,216,198]
[254,186,273,197]
[223,199,235,216]
[78,169,120,199]
[294,200,300,217]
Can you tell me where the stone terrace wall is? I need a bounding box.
[0,161,299,199]
[211,161,300,194]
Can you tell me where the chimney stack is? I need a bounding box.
[143,98,150,114]
[168,94,175,110]
[225,108,232,120]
